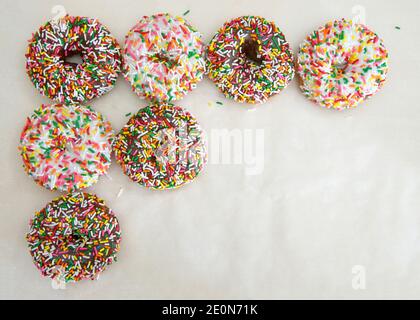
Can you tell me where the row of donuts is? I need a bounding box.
[21,13,389,286]
[19,103,206,192]
[26,13,389,109]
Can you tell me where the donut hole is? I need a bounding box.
[335,62,347,71]
[63,51,84,68]
[152,52,177,69]
[241,38,263,65]
[52,136,72,152]
[332,61,348,78]
[71,233,81,241]
[69,231,86,247]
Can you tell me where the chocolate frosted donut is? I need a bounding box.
[26,192,121,283]
[113,104,207,190]
[207,16,295,104]
[25,15,122,104]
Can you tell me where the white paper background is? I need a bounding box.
[1,0,419,299]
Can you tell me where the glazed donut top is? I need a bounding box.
[297,19,389,110]
[26,192,121,282]
[123,13,206,102]
[207,15,295,104]
[19,104,114,192]
[25,15,122,105]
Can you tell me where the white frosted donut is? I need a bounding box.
[19,104,114,192]
[297,19,389,110]
[123,13,206,102]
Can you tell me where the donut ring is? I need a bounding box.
[123,13,206,102]
[19,104,114,192]
[25,15,122,105]
[113,104,207,190]
[26,192,121,283]
[207,16,295,104]
[296,19,389,110]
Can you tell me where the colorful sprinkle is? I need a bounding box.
[25,15,122,105]
[19,104,114,192]
[207,16,295,104]
[123,13,206,102]
[26,192,121,283]
[296,19,389,110]
[113,104,207,190]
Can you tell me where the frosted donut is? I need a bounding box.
[19,104,114,192]
[26,192,121,283]
[113,104,207,190]
[296,19,389,110]
[206,16,295,104]
[25,15,122,105]
[123,13,206,102]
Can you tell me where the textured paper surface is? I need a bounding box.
[0,0,419,299]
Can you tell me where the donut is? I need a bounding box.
[113,104,207,190]
[25,15,122,105]
[123,13,206,102]
[19,103,114,192]
[206,16,295,104]
[296,19,389,110]
[26,192,121,283]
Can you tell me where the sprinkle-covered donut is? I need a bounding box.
[19,104,114,192]
[25,15,122,105]
[113,104,207,190]
[123,13,206,102]
[27,192,121,283]
[207,16,295,104]
[296,19,389,110]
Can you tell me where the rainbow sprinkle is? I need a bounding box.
[113,104,207,190]
[25,15,122,105]
[207,16,295,104]
[123,13,206,102]
[19,104,114,192]
[296,19,389,110]
[26,192,121,283]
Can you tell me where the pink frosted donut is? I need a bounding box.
[19,104,114,192]
[123,13,206,102]
[297,19,389,110]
